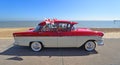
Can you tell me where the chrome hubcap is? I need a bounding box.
[31,42,41,51]
[85,41,95,51]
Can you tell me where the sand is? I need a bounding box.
[91,28,120,38]
[0,28,30,39]
[0,28,120,39]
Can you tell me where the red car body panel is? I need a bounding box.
[13,28,103,37]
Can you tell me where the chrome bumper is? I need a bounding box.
[96,39,104,46]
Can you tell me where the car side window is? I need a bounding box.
[50,23,57,32]
[58,23,69,32]
[41,23,57,32]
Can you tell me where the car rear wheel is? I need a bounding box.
[30,42,42,52]
[84,41,96,52]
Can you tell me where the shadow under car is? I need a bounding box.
[0,45,98,56]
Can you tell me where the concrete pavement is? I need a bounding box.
[0,38,120,65]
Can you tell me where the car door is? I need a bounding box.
[57,23,77,47]
[38,31,58,47]
[37,23,58,47]
[57,31,77,47]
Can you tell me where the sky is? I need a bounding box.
[0,0,120,20]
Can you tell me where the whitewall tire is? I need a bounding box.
[84,41,96,52]
[30,42,42,52]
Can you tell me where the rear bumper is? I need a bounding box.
[96,39,104,46]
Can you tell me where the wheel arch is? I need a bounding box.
[81,39,96,47]
[85,40,96,43]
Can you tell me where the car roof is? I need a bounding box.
[54,20,78,24]
[39,19,78,26]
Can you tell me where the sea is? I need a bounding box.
[0,20,120,28]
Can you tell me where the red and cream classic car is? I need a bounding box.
[13,19,104,52]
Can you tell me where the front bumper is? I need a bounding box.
[96,39,104,46]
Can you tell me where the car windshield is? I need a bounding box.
[33,25,42,32]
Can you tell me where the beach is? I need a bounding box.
[0,28,120,39]
[0,28,30,39]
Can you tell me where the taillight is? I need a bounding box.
[101,32,104,37]
[95,31,104,37]
[98,32,104,37]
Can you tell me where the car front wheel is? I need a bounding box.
[30,42,42,52]
[84,41,96,52]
